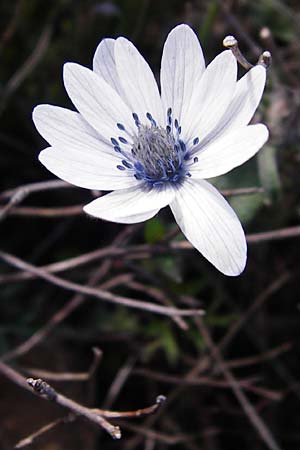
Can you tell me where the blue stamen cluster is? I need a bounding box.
[111,108,199,187]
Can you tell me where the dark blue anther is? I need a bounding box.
[194,156,198,163]
[167,107,172,116]
[146,112,157,127]
[119,136,128,144]
[166,125,171,134]
[122,160,133,169]
[111,137,118,146]
[114,146,121,153]
[168,115,172,125]
[117,165,126,171]
[186,172,191,177]
[179,140,186,152]
[134,173,143,180]
[174,119,179,129]
[172,174,180,182]
[134,162,144,172]
[178,126,181,134]
[184,152,190,161]
[153,181,164,187]
[132,112,140,127]
[193,137,199,146]
[117,123,125,130]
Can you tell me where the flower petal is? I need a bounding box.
[171,179,247,276]
[190,124,269,179]
[38,146,139,190]
[181,50,237,143]
[160,24,205,125]
[93,38,124,97]
[114,37,164,126]
[33,104,121,158]
[84,185,175,223]
[63,62,134,142]
[200,65,267,148]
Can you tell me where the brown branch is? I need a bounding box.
[0,180,69,200]
[9,205,83,217]
[0,26,52,113]
[2,224,300,286]
[14,414,75,449]
[23,347,102,381]
[225,342,293,370]
[194,317,283,450]
[133,368,283,401]
[0,180,68,222]
[1,226,140,362]
[220,272,291,351]
[0,250,204,318]
[0,361,166,441]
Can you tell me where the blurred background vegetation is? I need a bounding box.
[1,0,300,449]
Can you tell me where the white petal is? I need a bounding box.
[181,51,237,143]
[160,24,205,124]
[63,63,134,142]
[171,179,247,276]
[190,124,269,179]
[93,38,124,97]
[114,37,164,126]
[39,146,139,190]
[33,104,120,158]
[200,65,267,148]
[84,184,175,223]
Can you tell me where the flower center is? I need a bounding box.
[112,109,200,187]
[132,124,185,186]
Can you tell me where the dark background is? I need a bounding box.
[1,0,300,449]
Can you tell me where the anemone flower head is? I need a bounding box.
[33,24,269,276]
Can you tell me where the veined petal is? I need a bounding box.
[181,51,237,143]
[39,146,139,190]
[171,179,247,276]
[160,24,205,125]
[33,104,122,159]
[93,38,124,97]
[115,37,164,126]
[63,63,134,142]
[190,124,269,179]
[200,65,267,148]
[84,185,175,223]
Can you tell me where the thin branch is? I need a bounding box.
[0,180,69,200]
[2,225,300,285]
[9,205,83,217]
[23,347,102,381]
[0,250,204,318]
[220,272,291,351]
[133,369,283,401]
[14,415,75,449]
[0,25,52,114]
[1,227,140,362]
[195,317,283,450]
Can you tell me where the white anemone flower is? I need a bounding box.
[33,24,269,276]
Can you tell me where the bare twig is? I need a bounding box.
[9,205,83,217]
[0,250,204,318]
[0,360,166,441]
[14,414,75,449]
[2,225,300,285]
[220,273,291,351]
[195,317,283,450]
[23,347,102,381]
[1,227,140,362]
[133,369,283,401]
[1,26,52,114]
